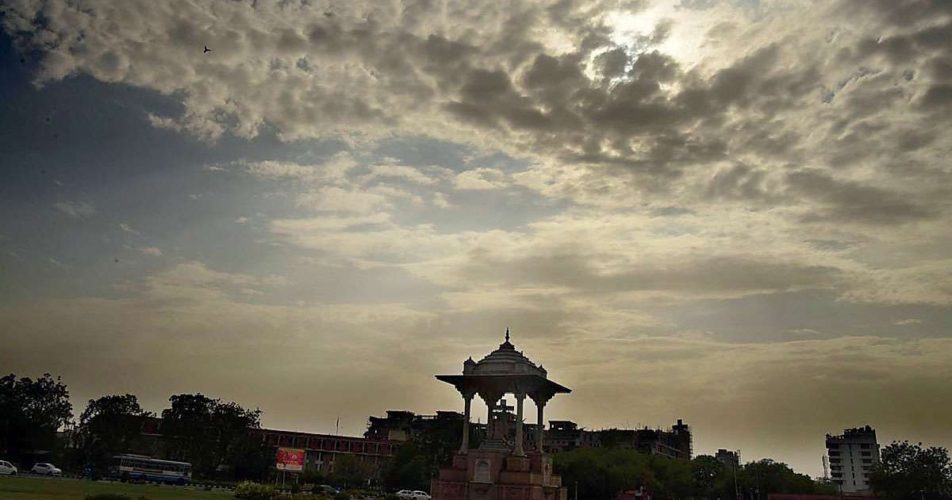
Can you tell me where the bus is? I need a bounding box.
[108,454,192,485]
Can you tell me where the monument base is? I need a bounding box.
[432,450,567,500]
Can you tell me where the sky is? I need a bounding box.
[1,0,951,477]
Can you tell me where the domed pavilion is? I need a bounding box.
[432,329,571,500]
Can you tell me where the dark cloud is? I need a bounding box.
[840,0,952,28]
[920,84,952,109]
[3,0,945,204]
[705,164,777,202]
[785,170,937,225]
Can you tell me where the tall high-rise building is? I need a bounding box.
[825,425,880,493]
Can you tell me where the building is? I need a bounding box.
[366,410,484,443]
[255,428,397,474]
[671,419,692,458]
[126,416,398,476]
[545,421,588,453]
[715,448,740,468]
[545,420,692,460]
[614,423,692,460]
[366,410,417,441]
[825,426,879,493]
[715,449,740,468]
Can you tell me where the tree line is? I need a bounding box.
[552,444,952,500]
[552,447,832,500]
[0,373,270,481]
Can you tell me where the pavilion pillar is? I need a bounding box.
[514,392,526,456]
[460,392,474,453]
[486,398,495,439]
[534,396,548,453]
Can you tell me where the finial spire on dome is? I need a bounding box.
[505,327,510,343]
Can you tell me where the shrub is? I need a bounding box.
[234,481,276,500]
[85,495,132,500]
[301,469,327,484]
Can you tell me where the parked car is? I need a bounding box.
[396,490,431,500]
[30,462,62,476]
[0,460,17,475]
[314,484,340,495]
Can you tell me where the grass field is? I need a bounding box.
[0,476,234,500]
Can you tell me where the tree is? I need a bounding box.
[692,455,732,499]
[738,459,820,497]
[644,453,694,498]
[382,442,432,492]
[870,441,952,500]
[227,430,273,482]
[554,447,650,500]
[0,373,73,466]
[77,394,153,471]
[380,414,478,492]
[333,454,373,489]
[160,393,264,480]
[554,448,834,500]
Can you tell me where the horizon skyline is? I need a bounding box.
[3,0,951,482]
[27,330,901,479]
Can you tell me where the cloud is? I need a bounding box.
[246,161,318,180]
[432,192,454,209]
[454,168,509,190]
[4,0,950,217]
[53,201,96,219]
[460,252,842,297]
[241,153,431,215]
[138,246,163,256]
[296,186,392,214]
[785,170,938,225]
[363,164,438,185]
[119,223,141,235]
[48,257,70,268]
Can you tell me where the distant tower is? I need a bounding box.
[825,425,879,493]
[671,419,692,459]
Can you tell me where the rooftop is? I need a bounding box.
[436,329,571,399]
[463,328,548,377]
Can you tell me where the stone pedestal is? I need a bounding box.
[432,450,566,500]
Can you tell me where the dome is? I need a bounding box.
[469,329,547,378]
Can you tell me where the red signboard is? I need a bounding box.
[276,447,305,471]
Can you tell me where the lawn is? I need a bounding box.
[0,476,234,500]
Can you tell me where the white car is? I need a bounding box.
[396,490,431,500]
[30,462,62,476]
[0,460,17,475]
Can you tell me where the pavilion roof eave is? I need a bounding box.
[435,373,571,395]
